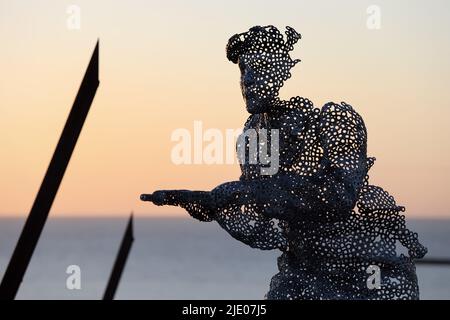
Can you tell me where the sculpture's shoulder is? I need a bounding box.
[318,101,366,134]
[317,101,367,145]
[317,101,368,174]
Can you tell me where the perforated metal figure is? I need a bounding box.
[141,26,427,300]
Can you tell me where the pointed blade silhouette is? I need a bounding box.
[103,214,134,300]
[0,41,99,300]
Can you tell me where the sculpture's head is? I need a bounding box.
[226,25,301,114]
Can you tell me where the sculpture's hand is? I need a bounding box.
[140,190,190,206]
[140,191,167,206]
[140,190,215,222]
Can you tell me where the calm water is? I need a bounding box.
[0,217,449,300]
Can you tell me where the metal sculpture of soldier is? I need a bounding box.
[141,25,427,300]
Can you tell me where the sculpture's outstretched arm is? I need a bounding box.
[141,175,305,218]
[140,180,291,250]
[140,165,366,250]
[141,190,214,222]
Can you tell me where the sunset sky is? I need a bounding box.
[1,0,450,218]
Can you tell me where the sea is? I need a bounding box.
[0,217,449,300]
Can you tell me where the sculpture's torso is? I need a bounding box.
[239,97,321,180]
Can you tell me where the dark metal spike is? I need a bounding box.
[0,42,99,300]
[103,214,134,300]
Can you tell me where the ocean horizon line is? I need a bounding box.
[0,214,449,220]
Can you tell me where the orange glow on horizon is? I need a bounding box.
[1,0,450,218]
